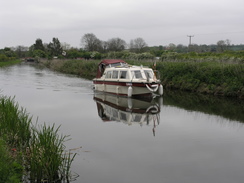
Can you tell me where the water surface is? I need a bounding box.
[1,63,244,183]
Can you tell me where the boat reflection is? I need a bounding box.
[93,93,162,136]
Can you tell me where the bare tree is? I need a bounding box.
[61,42,71,50]
[217,39,231,52]
[15,45,28,58]
[81,33,102,52]
[101,41,109,53]
[129,37,148,53]
[167,43,176,51]
[107,38,127,52]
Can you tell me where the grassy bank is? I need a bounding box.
[0,95,75,182]
[40,59,244,99]
[43,59,99,79]
[157,61,244,98]
[0,60,21,67]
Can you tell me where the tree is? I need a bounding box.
[61,42,71,50]
[101,41,109,53]
[32,50,47,58]
[47,38,63,57]
[66,48,83,59]
[2,47,16,58]
[33,38,45,51]
[81,33,102,52]
[217,39,231,52]
[176,44,188,53]
[107,38,127,52]
[129,37,148,53]
[167,43,176,51]
[15,45,28,58]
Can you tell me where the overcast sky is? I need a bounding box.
[1,0,244,49]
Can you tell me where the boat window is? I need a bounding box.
[119,71,128,79]
[132,70,143,79]
[133,115,142,122]
[110,62,123,67]
[112,109,118,118]
[144,70,154,79]
[105,71,112,78]
[120,112,127,121]
[112,71,119,79]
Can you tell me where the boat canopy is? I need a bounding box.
[95,59,127,78]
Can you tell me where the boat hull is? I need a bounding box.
[93,80,162,97]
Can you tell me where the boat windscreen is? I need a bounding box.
[108,62,126,68]
[144,70,154,79]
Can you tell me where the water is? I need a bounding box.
[1,63,244,183]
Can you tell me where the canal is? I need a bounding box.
[1,63,244,183]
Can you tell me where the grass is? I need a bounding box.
[0,95,76,182]
[0,60,21,67]
[0,139,23,183]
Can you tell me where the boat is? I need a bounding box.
[93,59,163,97]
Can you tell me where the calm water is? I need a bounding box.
[1,63,244,183]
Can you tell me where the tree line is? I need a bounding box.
[0,33,244,61]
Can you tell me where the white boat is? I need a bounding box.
[93,59,163,97]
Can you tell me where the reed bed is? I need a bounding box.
[0,95,76,182]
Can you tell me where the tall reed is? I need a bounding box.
[28,124,75,182]
[0,96,31,148]
[0,95,76,182]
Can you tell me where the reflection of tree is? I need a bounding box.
[164,90,244,123]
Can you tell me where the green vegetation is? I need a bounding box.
[44,59,100,79]
[0,139,23,183]
[0,95,75,182]
[156,61,244,98]
[0,59,21,67]
[160,51,244,63]
[40,54,244,99]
